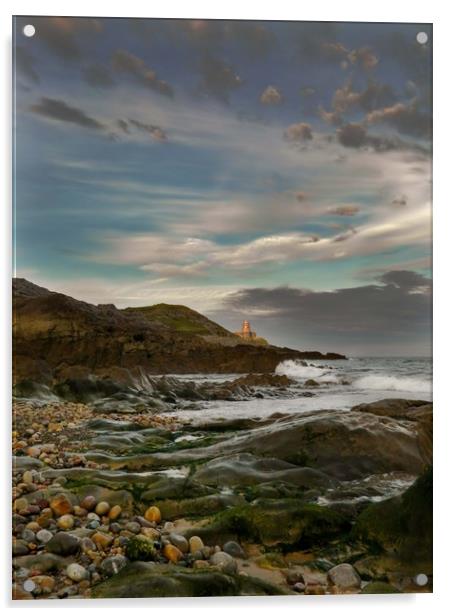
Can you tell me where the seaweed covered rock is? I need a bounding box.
[353,467,432,565]
[184,499,350,548]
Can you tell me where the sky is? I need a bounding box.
[13,17,432,356]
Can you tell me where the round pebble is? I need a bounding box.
[57,514,75,530]
[80,495,96,511]
[95,501,110,516]
[36,529,53,544]
[144,506,161,523]
[66,563,87,582]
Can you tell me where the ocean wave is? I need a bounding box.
[275,360,340,383]
[352,374,431,393]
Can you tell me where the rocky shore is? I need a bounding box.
[12,384,432,599]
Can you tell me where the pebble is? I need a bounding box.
[80,495,96,511]
[327,564,361,590]
[163,544,183,563]
[49,494,73,516]
[66,563,87,582]
[21,529,36,543]
[126,521,141,534]
[169,533,189,554]
[46,531,80,556]
[31,575,55,594]
[223,541,246,559]
[108,505,122,520]
[95,501,110,516]
[140,527,160,541]
[35,529,53,544]
[12,539,29,556]
[91,531,114,550]
[57,514,75,530]
[101,554,128,577]
[144,506,161,523]
[210,551,237,574]
[189,536,204,554]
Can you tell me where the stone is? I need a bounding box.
[327,564,361,591]
[66,563,87,582]
[108,505,122,520]
[100,554,128,577]
[80,537,97,552]
[46,532,80,556]
[126,521,141,534]
[31,575,55,594]
[293,582,306,593]
[223,540,246,559]
[49,494,73,517]
[144,506,161,523]
[163,544,183,563]
[80,495,97,511]
[210,551,237,574]
[193,560,210,569]
[140,527,160,541]
[13,497,29,513]
[189,536,204,554]
[22,470,34,484]
[57,514,75,530]
[36,529,53,544]
[91,531,114,550]
[168,533,189,554]
[12,539,29,556]
[21,529,36,543]
[95,501,110,516]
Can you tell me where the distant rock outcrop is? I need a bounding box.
[12,278,346,385]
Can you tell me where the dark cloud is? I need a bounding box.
[29,97,105,131]
[198,56,243,103]
[284,122,313,142]
[336,123,409,152]
[15,46,39,83]
[112,50,173,97]
[391,195,407,207]
[366,102,431,139]
[328,205,360,216]
[29,16,102,60]
[260,85,283,105]
[82,64,115,88]
[128,118,168,142]
[220,270,431,351]
[117,119,130,134]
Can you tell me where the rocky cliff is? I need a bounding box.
[12,278,345,386]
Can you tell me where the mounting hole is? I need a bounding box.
[416,31,428,45]
[23,24,35,38]
[414,573,428,586]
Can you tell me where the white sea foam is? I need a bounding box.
[275,360,340,383]
[352,374,431,393]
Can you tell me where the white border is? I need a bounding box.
[1,1,450,614]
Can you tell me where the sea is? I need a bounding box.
[168,356,432,423]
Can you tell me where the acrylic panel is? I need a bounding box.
[12,16,432,600]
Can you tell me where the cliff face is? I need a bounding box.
[12,278,345,385]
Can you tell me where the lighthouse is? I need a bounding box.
[235,319,257,339]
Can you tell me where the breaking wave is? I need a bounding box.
[275,360,340,383]
[352,374,431,393]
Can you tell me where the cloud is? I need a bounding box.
[336,123,367,148]
[220,270,431,342]
[128,118,168,142]
[224,22,276,58]
[198,56,243,103]
[82,64,115,88]
[112,49,173,97]
[31,16,102,60]
[348,46,379,70]
[284,122,313,142]
[366,102,431,138]
[29,97,105,131]
[328,205,360,216]
[15,46,39,83]
[336,123,408,152]
[391,195,407,207]
[260,85,283,105]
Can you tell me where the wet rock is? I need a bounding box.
[30,575,55,594]
[304,379,320,387]
[91,531,113,550]
[46,531,80,556]
[327,564,361,591]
